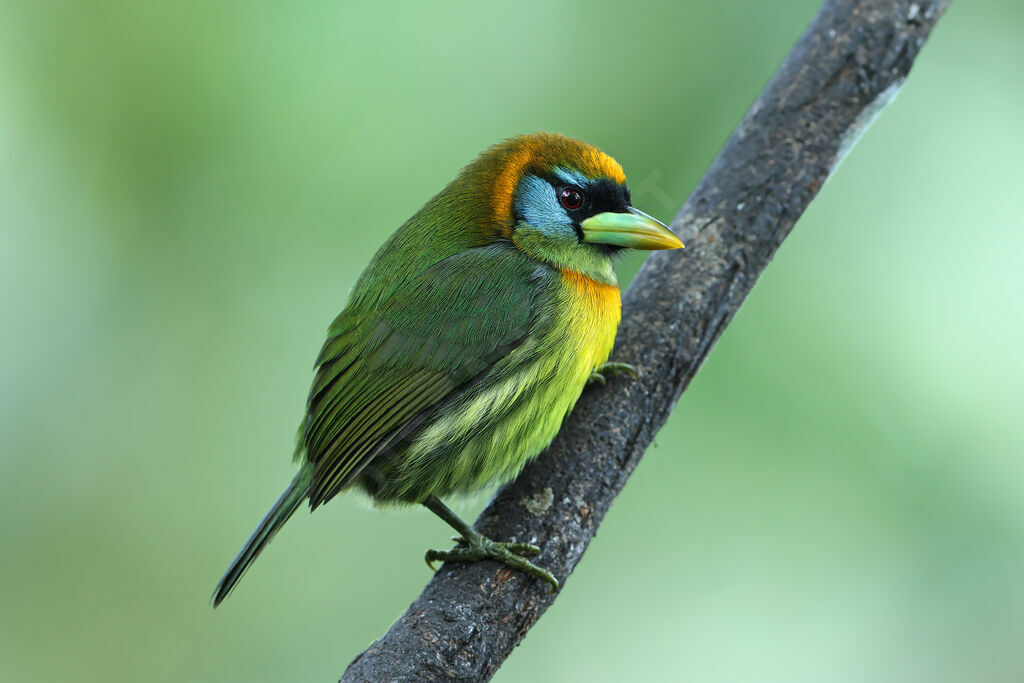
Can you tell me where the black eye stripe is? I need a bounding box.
[547,176,630,219]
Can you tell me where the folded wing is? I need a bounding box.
[303,245,540,507]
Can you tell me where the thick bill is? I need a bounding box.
[580,207,683,250]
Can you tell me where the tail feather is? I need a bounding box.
[212,468,311,607]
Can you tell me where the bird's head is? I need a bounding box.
[454,133,682,281]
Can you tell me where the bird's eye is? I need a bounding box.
[559,187,584,211]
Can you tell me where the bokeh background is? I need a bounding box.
[2,1,1022,681]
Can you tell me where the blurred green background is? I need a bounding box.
[2,1,1022,681]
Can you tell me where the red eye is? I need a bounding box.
[559,187,584,211]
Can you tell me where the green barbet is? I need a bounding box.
[212,133,682,605]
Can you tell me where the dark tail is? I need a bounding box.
[212,467,312,607]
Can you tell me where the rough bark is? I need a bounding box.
[342,1,949,679]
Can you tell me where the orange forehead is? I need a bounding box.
[488,133,627,229]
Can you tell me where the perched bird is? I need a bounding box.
[212,132,682,605]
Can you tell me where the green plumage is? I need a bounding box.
[212,133,682,604]
[306,244,540,505]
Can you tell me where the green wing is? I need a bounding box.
[303,245,540,507]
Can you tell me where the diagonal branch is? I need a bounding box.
[342,1,949,679]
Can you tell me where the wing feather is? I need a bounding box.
[302,245,540,507]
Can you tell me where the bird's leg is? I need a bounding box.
[422,495,559,592]
[588,361,639,386]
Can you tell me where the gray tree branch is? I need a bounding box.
[341,0,949,679]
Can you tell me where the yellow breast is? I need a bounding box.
[558,267,622,377]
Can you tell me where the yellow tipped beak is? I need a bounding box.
[580,207,683,251]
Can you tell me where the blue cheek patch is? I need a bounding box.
[513,174,576,240]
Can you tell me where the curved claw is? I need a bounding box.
[589,361,638,386]
[602,361,639,378]
[424,537,559,592]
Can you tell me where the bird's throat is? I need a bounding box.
[512,228,618,287]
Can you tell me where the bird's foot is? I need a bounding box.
[425,534,560,593]
[588,361,639,386]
